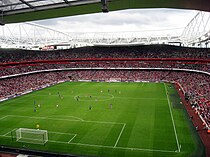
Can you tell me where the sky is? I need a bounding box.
[0,8,201,48]
[34,8,198,34]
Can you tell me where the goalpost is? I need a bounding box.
[15,128,48,145]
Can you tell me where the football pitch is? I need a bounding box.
[0,82,204,157]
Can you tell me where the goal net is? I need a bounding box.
[15,128,48,145]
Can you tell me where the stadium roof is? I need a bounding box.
[1,0,210,24]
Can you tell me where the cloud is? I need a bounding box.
[34,8,198,34]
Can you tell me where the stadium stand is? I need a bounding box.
[0,45,209,63]
[0,70,209,126]
[0,153,17,157]
[0,45,209,155]
[0,60,209,77]
[0,45,209,77]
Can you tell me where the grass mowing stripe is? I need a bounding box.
[114,123,126,147]
[164,83,180,152]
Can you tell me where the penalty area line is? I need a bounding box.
[68,134,77,143]
[3,128,17,136]
[0,115,8,120]
[114,123,126,147]
[48,115,84,121]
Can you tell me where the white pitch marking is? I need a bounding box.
[68,134,77,143]
[49,131,76,136]
[0,135,10,138]
[116,146,177,153]
[0,115,8,120]
[68,142,113,148]
[3,128,17,136]
[0,131,177,153]
[49,140,177,153]
[49,115,84,121]
[73,93,114,102]
[164,83,180,152]
[114,123,126,147]
[113,96,167,101]
[49,140,68,144]
[6,115,124,125]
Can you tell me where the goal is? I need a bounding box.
[15,128,48,145]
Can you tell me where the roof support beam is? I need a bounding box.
[0,10,5,26]
[4,0,100,16]
[0,0,43,8]
[19,0,35,9]
[63,0,69,4]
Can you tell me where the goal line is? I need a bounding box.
[0,128,177,153]
[0,113,180,153]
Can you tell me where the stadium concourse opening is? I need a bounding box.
[0,44,209,157]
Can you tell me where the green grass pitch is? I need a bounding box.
[0,82,203,157]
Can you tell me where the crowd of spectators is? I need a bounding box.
[0,45,209,63]
[0,60,209,77]
[0,72,67,97]
[0,70,209,126]
[0,45,209,127]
